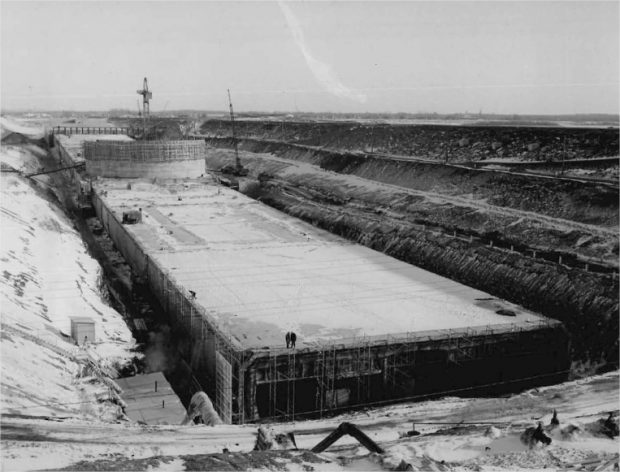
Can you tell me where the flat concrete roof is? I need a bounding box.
[94,178,552,351]
[117,372,186,425]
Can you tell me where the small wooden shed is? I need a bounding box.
[70,317,95,345]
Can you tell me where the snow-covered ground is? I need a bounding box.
[0,116,46,140]
[2,371,618,470]
[1,117,617,471]
[1,120,137,420]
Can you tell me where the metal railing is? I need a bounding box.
[52,126,133,135]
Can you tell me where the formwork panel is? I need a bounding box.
[215,351,232,424]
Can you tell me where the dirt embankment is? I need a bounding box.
[201,120,619,162]
[208,138,619,228]
[206,146,619,369]
[111,117,194,140]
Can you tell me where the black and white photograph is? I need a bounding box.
[1,0,618,470]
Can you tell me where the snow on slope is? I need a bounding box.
[0,116,45,139]
[1,142,137,419]
[0,144,47,173]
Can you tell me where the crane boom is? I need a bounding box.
[227,89,241,172]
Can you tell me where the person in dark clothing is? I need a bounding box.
[285,332,297,349]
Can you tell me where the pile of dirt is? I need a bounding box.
[201,120,619,162]
[112,117,191,140]
[207,138,619,227]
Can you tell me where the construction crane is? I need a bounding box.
[224,89,247,176]
[228,89,241,172]
[136,77,152,117]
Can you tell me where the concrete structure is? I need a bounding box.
[117,372,186,424]
[55,137,570,424]
[55,134,135,165]
[84,140,206,179]
[70,317,95,345]
[54,133,135,184]
[90,178,569,424]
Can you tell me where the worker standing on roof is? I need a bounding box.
[285,332,297,349]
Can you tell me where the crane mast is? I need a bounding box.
[137,77,152,137]
[227,89,241,173]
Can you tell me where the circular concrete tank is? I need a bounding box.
[84,140,206,179]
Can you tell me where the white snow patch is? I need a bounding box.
[1,145,137,419]
[0,116,45,138]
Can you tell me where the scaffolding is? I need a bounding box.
[247,318,567,423]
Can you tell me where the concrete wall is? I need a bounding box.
[86,159,205,179]
[84,140,206,179]
[247,324,570,421]
[91,190,239,422]
[54,134,82,184]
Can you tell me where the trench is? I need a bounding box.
[83,219,205,408]
[36,142,205,412]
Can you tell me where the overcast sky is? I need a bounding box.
[1,1,618,114]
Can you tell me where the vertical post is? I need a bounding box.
[155,381,158,392]
[273,353,277,419]
[319,349,324,419]
[238,359,245,425]
[190,303,194,333]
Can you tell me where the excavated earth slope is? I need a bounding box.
[201,120,619,162]
[203,134,618,371]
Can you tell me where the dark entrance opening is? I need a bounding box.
[256,378,318,419]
